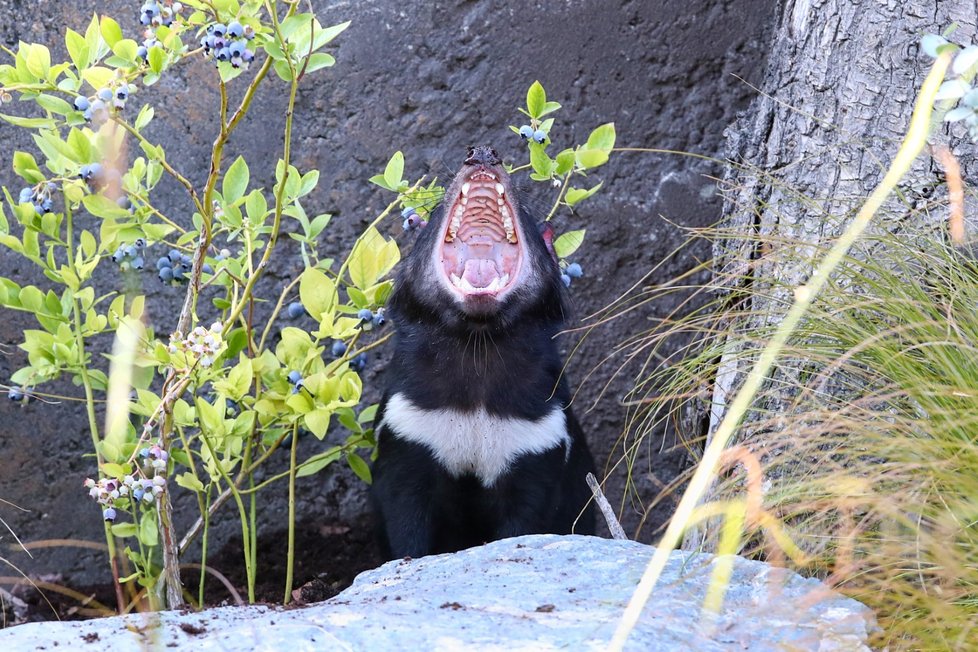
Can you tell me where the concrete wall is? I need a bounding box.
[0,0,777,594]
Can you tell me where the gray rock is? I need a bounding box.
[0,535,875,651]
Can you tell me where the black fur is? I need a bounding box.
[371,147,595,559]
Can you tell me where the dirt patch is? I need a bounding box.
[5,518,382,625]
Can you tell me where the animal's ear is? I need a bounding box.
[538,222,559,266]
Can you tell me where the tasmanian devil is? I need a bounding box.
[371,145,596,559]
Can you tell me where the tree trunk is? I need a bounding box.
[686,0,978,549]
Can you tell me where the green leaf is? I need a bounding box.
[304,52,336,74]
[383,151,404,190]
[148,46,165,74]
[13,151,44,184]
[347,226,400,289]
[25,44,51,79]
[565,183,602,207]
[553,229,586,258]
[576,148,609,169]
[175,472,205,493]
[304,408,332,438]
[138,510,158,547]
[83,194,130,219]
[299,267,337,320]
[81,66,115,92]
[134,105,154,131]
[100,17,123,48]
[36,94,74,116]
[346,452,371,483]
[65,29,90,70]
[111,522,138,538]
[526,81,546,119]
[100,462,130,478]
[529,143,555,178]
[1,114,57,129]
[223,156,249,204]
[585,123,616,151]
[295,446,342,478]
[313,20,351,49]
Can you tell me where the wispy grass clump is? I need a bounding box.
[607,211,978,648]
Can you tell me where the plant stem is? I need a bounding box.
[64,199,127,613]
[284,423,299,604]
[608,51,952,652]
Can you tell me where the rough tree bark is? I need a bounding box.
[686,0,978,549]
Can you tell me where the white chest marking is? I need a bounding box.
[382,393,570,486]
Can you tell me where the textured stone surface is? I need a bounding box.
[0,0,778,593]
[0,535,876,650]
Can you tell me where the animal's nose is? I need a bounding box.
[464,145,501,168]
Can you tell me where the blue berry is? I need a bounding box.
[533,129,547,144]
[103,507,117,521]
[331,340,347,357]
[97,87,113,102]
[372,309,386,328]
[229,41,245,58]
[137,45,149,60]
[287,370,303,385]
[519,125,534,140]
[357,308,373,322]
[131,256,145,270]
[286,302,306,320]
[74,96,90,111]
[228,21,244,38]
[39,198,53,213]
[400,206,417,219]
[18,187,33,203]
[565,262,583,278]
[156,256,171,270]
[116,85,129,101]
[211,23,227,38]
[202,263,214,274]
[132,487,145,501]
[560,273,572,288]
[124,245,138,259]
[216,48,230,62]
[134,238,145,250]
[117,196,132,210]
[111,248,125,263]
[172,267,185,281]
[350,353,368,372]
[168,249,182,262]
[8,387,24,401]
[159,267,174,283]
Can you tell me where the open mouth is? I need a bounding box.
[437,166,524,300]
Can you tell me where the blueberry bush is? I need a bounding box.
[0,1,616,614]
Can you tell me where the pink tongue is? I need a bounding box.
[462,259,499,288]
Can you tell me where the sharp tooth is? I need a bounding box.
[450,273,462,287]
[461,182,471,196]
[495,183,505,195]
[500,273,510,286]
[461,195,468,206]
[501,205,517,243]
[496,195,504,206]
